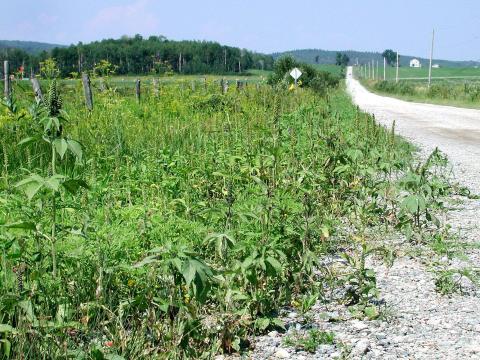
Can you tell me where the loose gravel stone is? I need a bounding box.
[274,348,290,358]
[352,339,370,356]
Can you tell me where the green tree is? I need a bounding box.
[382,49,398,66]
[93,59,117,78]
[39,58,60,79]
[335,53,350,67]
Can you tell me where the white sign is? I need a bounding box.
[290,67,302,80]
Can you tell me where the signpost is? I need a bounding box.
[290,67,302,87]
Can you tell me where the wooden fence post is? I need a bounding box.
[82,72,93,111]
[31,76,43,103]
[204,77,207,90]
[222,79,229,94]
[4,61,11,99]
[135,79,141,102]
[152,78,159,96]
[99,78,107,92]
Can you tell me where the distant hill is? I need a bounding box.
[0,40,66,54]
[272,49,480,68]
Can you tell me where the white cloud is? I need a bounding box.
[85,0,159,39]
[37,13,59,26]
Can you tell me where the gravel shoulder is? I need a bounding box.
[238,70,480,359]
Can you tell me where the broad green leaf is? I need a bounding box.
[271,318,286,330]
[364,306,379,320]
[241,256,254,271]
[17,137,37,146]
[266,256,282,275]
[62,179,89,194]
[67,139,83,161]
[182,259,197,287]
[365,269,376,278]
[53,138,68,159]
[44,174,65,192]
[402,195,420,214]
[3,221,36,231]
[255,317,271,331]
[52,117,60,131]
[0,324,14,333]
[133,255,158,268]
[18,300,38,326]
[15,174,45,200]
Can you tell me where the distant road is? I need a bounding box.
[346,66,480,191]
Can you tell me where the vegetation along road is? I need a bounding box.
[333,66,480,359]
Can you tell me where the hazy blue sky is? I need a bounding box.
[2,0,479,60]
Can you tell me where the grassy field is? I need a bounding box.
[355,65,480,109]
[0,76,450,358]
[356,65,480,81]
[314,64,345,77]
[360,78,480,109]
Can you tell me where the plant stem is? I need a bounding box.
[51,144,57,277]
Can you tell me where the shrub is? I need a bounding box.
[268,56,340,94]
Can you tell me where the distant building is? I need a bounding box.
[432,64,440,68]
[410,58,422,68]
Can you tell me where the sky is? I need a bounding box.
[2,0,479,61]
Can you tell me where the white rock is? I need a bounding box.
[275,348,290,359]
[351,320,368,332]
[352,339,370,356]
[467,345,480,354]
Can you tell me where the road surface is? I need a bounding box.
[346,66,480,191]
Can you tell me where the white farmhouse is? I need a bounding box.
[409,58,422,68]
[432,64,440,68]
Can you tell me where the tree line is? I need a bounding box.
[0,35,274,77]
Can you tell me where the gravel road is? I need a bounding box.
[346,67,480,191]
[239,70,480,359]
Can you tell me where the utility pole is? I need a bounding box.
[384,57,386,80]
[396,52,400,83]
[224,48,227,70]
[4,61,10,99]
[428,28,435,88]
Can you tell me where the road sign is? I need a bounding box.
[290,67,302,87]
[290,68,302,81]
